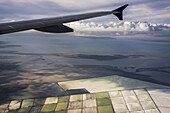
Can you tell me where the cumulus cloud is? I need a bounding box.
[66,21,170,32]
[64,21,170,37]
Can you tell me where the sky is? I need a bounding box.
[0,0,170,24]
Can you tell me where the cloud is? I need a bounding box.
[126,3,170,23]
[63,21,170,37]
[66,21,170,32]
[0,0,169,23]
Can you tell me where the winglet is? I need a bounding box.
[112,4,128,20]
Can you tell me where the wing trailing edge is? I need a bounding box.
[34,24,73,33]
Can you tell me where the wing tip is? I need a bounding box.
[112,4,129,20]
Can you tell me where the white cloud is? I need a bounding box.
[63,21,170,37]
[66,21,170,32]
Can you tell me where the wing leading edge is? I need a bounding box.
[0,4,128,35]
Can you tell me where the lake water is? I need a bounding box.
[0,31,170,103]
[0,31,170,67]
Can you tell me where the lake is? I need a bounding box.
[0,31,170,102]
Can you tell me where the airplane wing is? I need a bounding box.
[0,4,128,35]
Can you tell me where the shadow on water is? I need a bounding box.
[0,58,170,104]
